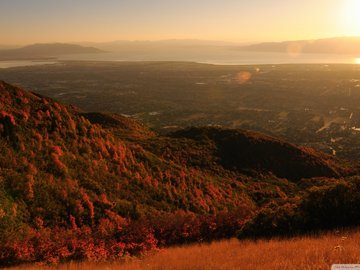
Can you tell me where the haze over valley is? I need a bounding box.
[2,37,360,65]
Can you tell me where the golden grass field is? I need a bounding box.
[6,230,360,270]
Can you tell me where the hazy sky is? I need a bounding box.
[1,0,359,45]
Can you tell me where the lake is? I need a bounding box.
[0,60,57,69]
[0,49,359,68]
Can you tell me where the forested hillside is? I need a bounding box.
[0,81,359,265]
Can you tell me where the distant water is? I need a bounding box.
[59,49,360,65]
[0,60,57,69]
[0,50,359,68]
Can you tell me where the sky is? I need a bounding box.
[1,0,360,45]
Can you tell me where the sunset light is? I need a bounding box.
[1,0,360,44]
[3,1,360,269]
[340,0,360,36]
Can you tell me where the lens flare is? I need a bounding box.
[236,71,252,84]
[287,42,303,57]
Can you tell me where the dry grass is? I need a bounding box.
[6,230,360,270]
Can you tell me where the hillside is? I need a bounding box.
[239,36,360,55]
[81,114,343,180]
[168,127,341,180]
[0,80,254,264]
[0,43,104,60]
[0,80,252,222]
[0,81,359,265]
[4,62,360,160]
[81,112,156,141]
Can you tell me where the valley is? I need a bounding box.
[1,62,360,159]
[1,62,360,266]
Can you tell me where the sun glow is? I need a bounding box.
[355,58,360,64]
[341,0,360,36]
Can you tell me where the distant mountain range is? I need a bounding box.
[78,39,238,51]
[0,43,104,60]
[238,37,360,55]
[80,37,360,55]
[2,37,359,61]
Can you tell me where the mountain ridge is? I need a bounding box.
[169,126,342,180]
[0,43,104,60]
[238,36,360,55]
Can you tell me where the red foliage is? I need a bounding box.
[0,222,159,265]
[21,109,30,122]
[0,111,16,125]
[26,174,35,199]
[80,189,95,220]
[41,98,49,105]
[69,215,78,231]
[51,146,64,156]
[51,153,67,173]
[68,117,77,132]
[0,81,298,266]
